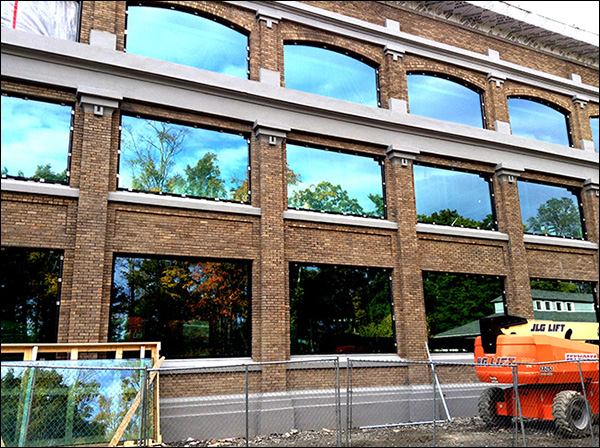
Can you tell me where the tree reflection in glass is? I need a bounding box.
[287,144,385,218]
[407,73,484,128]
[290,264,394,355]
[119,116,249,202]
[424,272,504,352]
[508,97,570,146]
[109,256,251,359]
[1,247,62,343]
[414,164,495,230]
[126,6,248,78]
[284,44,378,106]
[518,181,583,239]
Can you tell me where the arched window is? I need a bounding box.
[284,43,379,106]
[508,97,571,147]
[590,116,599,152]
[126,6,248,78]
[407,73,484,128]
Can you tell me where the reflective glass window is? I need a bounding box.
[1,1,80,41]
[126,6,248,78]
[119,116,249,202]
[287,143,385,218]
[1,95,72,183]
[110,256,251,359]
[407,73,484,128]
[518,181,583,239]
[424,272,505,352]
[284,44,378,106]
[290,263,394,355]
[530,279,596,323]
[414,164,495,230]
[508,97,571,146]
[1,247,62,343]
[591,116,599,152]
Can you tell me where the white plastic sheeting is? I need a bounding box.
[1,1,80,41]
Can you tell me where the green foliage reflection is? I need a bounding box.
[290,264,393,355]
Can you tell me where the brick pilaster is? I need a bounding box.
[386,146,428,362]
[494,165,534,319]
[254,122,289,390]
[582,180,600,317]
[68,88,120,343]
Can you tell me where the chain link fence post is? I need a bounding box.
[576,360,596,446]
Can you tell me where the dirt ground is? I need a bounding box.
[161,417,599,447]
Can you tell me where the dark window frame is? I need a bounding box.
[413,161,498,231]
[406,71,486,128]
[117,111,252,204]
[125,2,250,78]
[286,140,388,219]
[1,91,75,185]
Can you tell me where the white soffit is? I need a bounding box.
[386,1,599,66]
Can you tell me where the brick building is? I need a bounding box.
[1,0,599,382]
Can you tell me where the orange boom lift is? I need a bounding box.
[474,315,599,437]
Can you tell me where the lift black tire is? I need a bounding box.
[553,390,590,437]
[479,387,511,428]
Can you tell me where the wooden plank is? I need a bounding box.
[108,357,165,447]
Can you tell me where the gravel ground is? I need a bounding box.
[160,417,599,447]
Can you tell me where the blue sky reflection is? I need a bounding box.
[287,144,384,216]
[414,165,494,227]
[407,74,484,128]
[508,98,570,146]
[119,116,248,200]
[1,95,71,180]
[284,45,378,106]
[590,117,599,152]
[126,6,248,78]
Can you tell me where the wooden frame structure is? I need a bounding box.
[0,342,163,447]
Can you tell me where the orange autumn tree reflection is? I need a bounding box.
[110,257,250,358]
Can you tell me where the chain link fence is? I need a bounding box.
[1,358,598,447]
[157,358,342,446]
[1,360,155,447]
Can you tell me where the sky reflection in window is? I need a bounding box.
[518,181,583,239]
[1,95,71,182]
[287,144,385,217]
[414,164,494,230]
[119,116,249,202]
[284,44,378,106]
[590,117,599,152]
[126,6,248,78]
[508,98,570,146]
[407,74,484,128]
